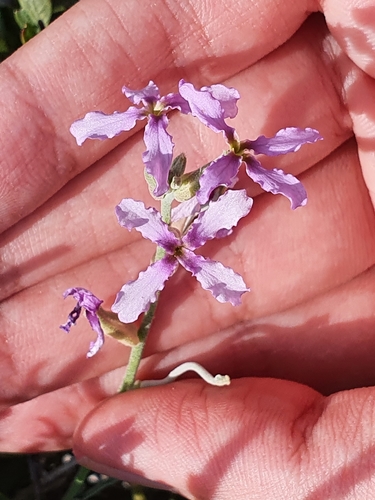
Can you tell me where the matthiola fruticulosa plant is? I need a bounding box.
[62,79,322,391]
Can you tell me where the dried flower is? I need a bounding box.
[60,287,104,357]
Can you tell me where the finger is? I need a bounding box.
[2,259,375,451]
[1,138,375,405]
[0,14,351,301]
[73,378,375,499]
[0,368,122,452]
[318,1,375,205]
[0,0,317,232]
[320,0,375,78]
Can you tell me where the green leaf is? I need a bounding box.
[14,0,52,30]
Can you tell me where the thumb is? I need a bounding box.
[73,378,375,499]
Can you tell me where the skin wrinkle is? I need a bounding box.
[288,395,327,466]
[0,62,61,189]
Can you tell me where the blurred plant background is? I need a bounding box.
[0,1,187,498]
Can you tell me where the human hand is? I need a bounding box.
[1,0,375,498]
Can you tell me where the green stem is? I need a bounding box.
[118,192,173,393]
[118,300,158,392]
[160,191,174,224]
[61,465,90,500]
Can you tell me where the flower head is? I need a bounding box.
[111,189,252,323]
[70,81,189,197]
[178,80,322,207]
[60,287,104,358]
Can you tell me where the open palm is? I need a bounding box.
[1,0,375,498]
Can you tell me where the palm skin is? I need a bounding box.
[1,0,375,498]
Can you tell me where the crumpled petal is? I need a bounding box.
[112,257,178,323]
[162,92,191,114]
[200,83,240,118]
[143,115,174,197]
[183,189,253,250]
[245,157,307,209]
[60,287,105,358]
[243,127,322,156]
[197,153,242,204]
[70,108,144,145]
[178,80,236,139]
[115,198,178,252]
[85,310,105,358]
[178,250,249,305]
[122,81,160,105]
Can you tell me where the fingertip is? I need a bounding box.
[73,378,322,498]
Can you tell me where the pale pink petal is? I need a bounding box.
[244,127,322,156]
[171,196,200,223]
[178,80,236,139]
[122,81,160,105]
[115,198,178,252]
[178,250,249,305]
[70,108,143,146]
[201,83,240,118]
[183,190,253,250]
[197,153,242,204]
[245,157,307,209]
[111,257,178,323]
[143,115,174,197]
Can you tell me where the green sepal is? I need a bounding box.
[97,308,140,347]
[171,167,203,202]
[168,153,187,184]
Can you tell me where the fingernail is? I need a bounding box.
[77,456,178,493]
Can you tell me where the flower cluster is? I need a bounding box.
[63,80,322,356]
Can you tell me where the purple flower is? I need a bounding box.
[111,190,252,323]
[60,287,104,358]
[70,81,189,197]
[178,80,322,208]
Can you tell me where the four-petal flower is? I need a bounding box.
[179,80,322,208]
[70,81,189,197]
[60,287,105,358]
[112,189,253,323]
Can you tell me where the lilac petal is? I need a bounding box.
[122,81,160,105]
[162,92,191,114]
[178,250,249,305]
[60,287,105,357]
[115,198,178,252]
[178,80,236,139]
[201,83,240,118]
[183,189,253,250]
[196,153,242,204]
[62,287,103,312]
[111,257,178,323]
[171,196,201,224]
[60,304,81,333]
[245,157,307,209]
[243,127,322,156]
[143,115,174,197]
[70,108,144,146]
[85,310,105,358]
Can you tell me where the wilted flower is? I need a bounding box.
[70,81,189,197]
[60,287,104,358]
[179,80,322,207]
[112,189,253,323]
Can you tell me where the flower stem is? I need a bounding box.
[61,465,90,500]
[118,299,158,393]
